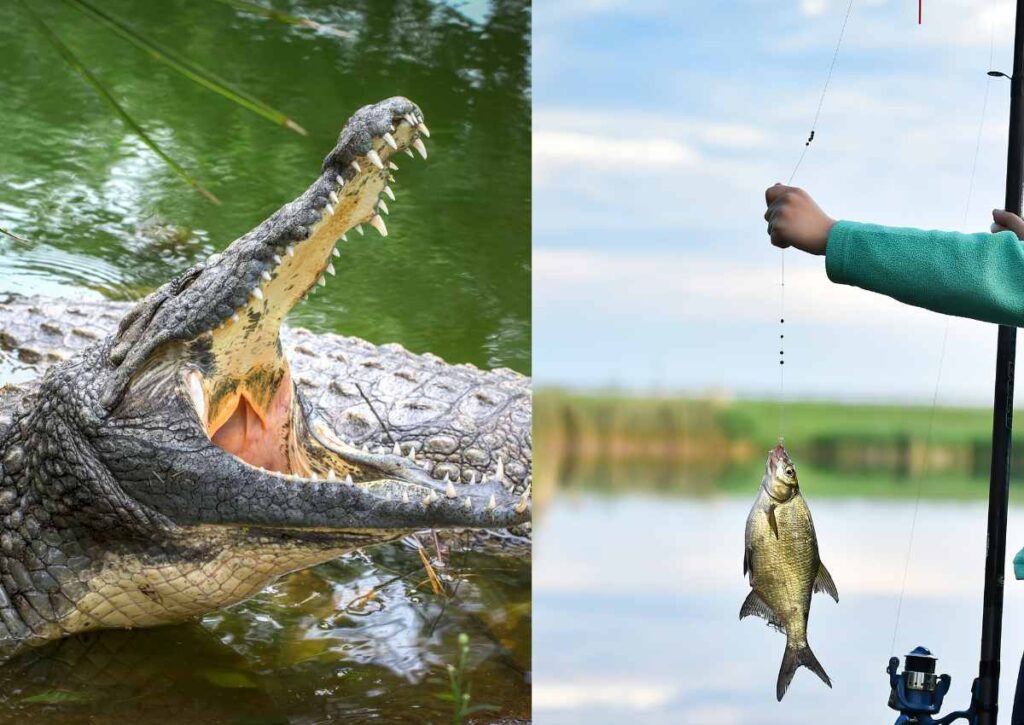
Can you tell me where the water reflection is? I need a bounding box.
[534,492,1024,725]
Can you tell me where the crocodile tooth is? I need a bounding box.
[423,492,432,505]
[329,190,339,204]
[341,233,348,242]
[445,479,457,499]
[393,442,401,456]
[407,449,417,462]
[231,313,240,323]
[367,149,384,169]
[345,474,354,485]
[405,113,417,126]
[272,254,282,264]
[317,275,326,287]
[515,486,531,514]
[383,185,395,201]
[309,472,318,481]
[378,199,389,215]
[286,245,295,257]
[361,443,369,453]
[486,494,496,512]
[261,270,272,282]
[417,122,431,138]
[429,490,439,504]
[402,491,410,504]
[251,287,264,301]
[327,262,336,275]
[369,215,388,237]
[412,139,428,159]
[496,456,504,480]
[350,160,361,173]
[383,132,398,150]
[464,496,472,510]
[325,203,335,216]
[356,224,364,236]
[336,174,345,187]
[404,148,415,158]
[326,469,336,481]
[388,161,399,171]
[468,471,477,485]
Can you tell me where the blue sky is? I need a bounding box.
[533,0,1024,403]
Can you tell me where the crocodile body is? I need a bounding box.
[0,98,531,660]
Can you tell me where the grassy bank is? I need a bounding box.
[535,389,1017,500]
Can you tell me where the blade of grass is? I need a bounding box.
[63,0,307,136]
[416,545,446,597]
[211,0,353,39]
[21,3,220,205]
[0,226,31,245]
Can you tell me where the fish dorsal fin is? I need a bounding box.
[813,562,839,603]
[739,590,783,631]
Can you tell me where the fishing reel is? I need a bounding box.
[886,647,978,725]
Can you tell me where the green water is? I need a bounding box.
[0,0,530,374]
[0,0,530,721]
[0,540,531,724]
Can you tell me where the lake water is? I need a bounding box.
[534,492,1024,725]
[1,539,531,724]
[0,1,530,722]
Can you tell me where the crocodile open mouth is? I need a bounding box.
[186,105,424,477]
[162,99,528,525]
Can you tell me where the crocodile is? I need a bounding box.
[0,97,531,660]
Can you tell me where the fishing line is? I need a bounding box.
[888,5,998,656]
[777,0,855,442]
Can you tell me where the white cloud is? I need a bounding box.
[533,680,679,711]
[533,130,700,169]
[801,0,827,17]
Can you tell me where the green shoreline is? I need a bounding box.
[537,390,1024,500]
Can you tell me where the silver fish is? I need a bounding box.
[741,443,838,700]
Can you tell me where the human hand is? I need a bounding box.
[991,209,1024,240]
[764,184,836,256]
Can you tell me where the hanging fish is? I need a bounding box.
[741,443,838,701]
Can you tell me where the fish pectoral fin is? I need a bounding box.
[813,562,839,603]
[739,590,783,630]
[743,546,752,577]
[767,504,779,539]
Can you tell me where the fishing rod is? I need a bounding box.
[885,2,1024,723]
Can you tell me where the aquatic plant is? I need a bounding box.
[435,633,498,725]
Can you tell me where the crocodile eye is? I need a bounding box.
[785,468,794,476]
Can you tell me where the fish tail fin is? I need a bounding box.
[777,642,832,701]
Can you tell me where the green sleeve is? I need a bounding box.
[825,220,1024,326]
